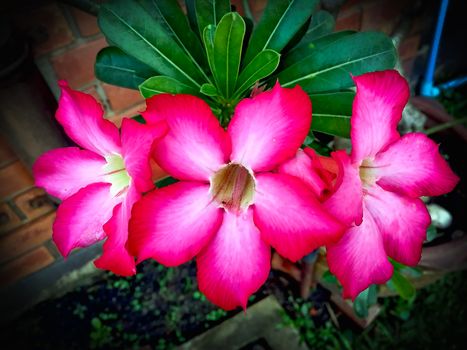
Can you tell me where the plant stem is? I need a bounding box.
[424,116,467,135]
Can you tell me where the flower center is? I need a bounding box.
[359,158,378,187]
[210,163,255,213]
[103,154,131,197]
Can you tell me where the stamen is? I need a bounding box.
[210,163,255,213]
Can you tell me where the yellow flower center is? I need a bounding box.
[359,158,378,187]
[210,163,255,213]
[103,154,131,196]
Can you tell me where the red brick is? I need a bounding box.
[0,202,22,234]
[82,84,106,110]
[51,37,107,88]
[0,212,55,264]
[379,0,406,22]
[102,84,144,113]
[0,136,16,166]
[340,0,363,12]
[71,7,101,37]
[360,0,404,34]
[14,3,74,56]
[335,7,362,31]
[0,161,34,199]
[248,0,267,22]
[399,35,421,60]
[0,247,54,287]
[13,188,55,222]
[107,102,146,128]
[230,0,245,16]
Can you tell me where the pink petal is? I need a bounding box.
[33,147,106,200]
[142,94,230,181]
[326,206,394,300]
[277,149,328,199]
[350,70,409,164]
[228,82,311,172]
[304,148,338,191]
[324,150,363,226]
[128,181,223,266]
[120,118,167,193]
[94,186,140,276]
[53,183,120,257]
[56,81,121,156]
[364,184,431,266]
[373,132,459,197]
[253,173,345,262]
[197,209,270,310]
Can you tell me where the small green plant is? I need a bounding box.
[205,308,227,322]
[72,303,87,320]
[89,317,113,349]
[279,296,348,350]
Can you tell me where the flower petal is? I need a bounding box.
[142,94,230,181]
[365,184,431,266]
[326,206,394,300]
[33,147,106,200]
[350,70,409,164]
[304,148,338,191]
[53,183,119,257]
[56,81,121,156]
[121,118,167,193]
[94,186,140,276]
[128,181,223,266]
[324,150,363,226]
[253,173,345,262]
[277,149,328,199]
[229,83,311,172]
[197,209,270,310]
[373,132,459,197]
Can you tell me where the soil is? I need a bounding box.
[1,260,320,349]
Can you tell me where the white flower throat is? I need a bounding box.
[103,154,131,196]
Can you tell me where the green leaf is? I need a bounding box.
[425,224,439,242]
[389,270,416,301]
[278,32,397,93]
[139,0,208,72]
[131,114,146,124]
[211,12,245,98]
[353,285,377,318]
[185,0,198,34]
[195,0,231,37]
[243,0,318,64]
[298,10,335,45]
[203,25,216,79]
[139,76,200,98]
[95,47,157,90]
[200,83,218,96]
[283,30,355,67]
[309,91,354,137]
[98,0,206,87]
[91,317,102,329]
[322,270,338,285]
[234,49,280,98]
[156,176,178,188]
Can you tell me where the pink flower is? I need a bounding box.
[33,82,166,276]
[321,70,459,299]
[128,83,345,310]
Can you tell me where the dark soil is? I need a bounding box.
[1,260,313,349]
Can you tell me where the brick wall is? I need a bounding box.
[18,2,146,128]
[0,0,429,302]
[0,137,57,287]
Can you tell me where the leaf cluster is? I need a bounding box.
[95,0,397,134]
